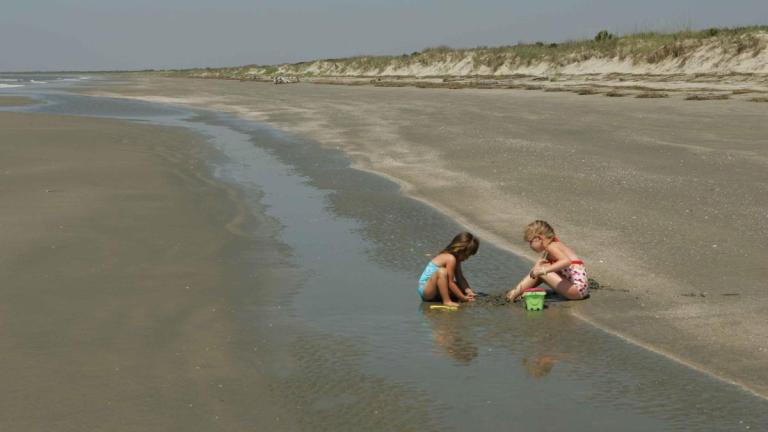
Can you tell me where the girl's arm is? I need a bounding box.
[532,244,572,277]
[445,258,472,302]
[455,264,475,298]
[455,263,468,289]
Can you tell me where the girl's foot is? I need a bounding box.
[443,301,460,307]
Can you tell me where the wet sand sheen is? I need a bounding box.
[0,112,285,430]
[176,111,768,431]
[80,77,768,398]
[0,95,40,106]
[2,92,767,430]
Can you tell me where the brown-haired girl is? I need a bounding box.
[506,220,589,302]
[418,232,479,306]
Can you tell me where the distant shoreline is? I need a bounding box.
[5,26,768,82]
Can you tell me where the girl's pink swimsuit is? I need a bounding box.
[548,238,589,299]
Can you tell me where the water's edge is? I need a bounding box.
[4,83,766,430]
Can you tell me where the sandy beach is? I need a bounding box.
[0,111,287,430]
[2,80,766,430]
[85,77,768,397]
[0,95,40,106]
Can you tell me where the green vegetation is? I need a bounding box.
[148,26,767,79]
[594,30,616,42]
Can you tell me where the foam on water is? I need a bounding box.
[0,75,90,89]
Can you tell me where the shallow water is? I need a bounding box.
[7,80,768,431]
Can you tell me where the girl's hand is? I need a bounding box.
[530,263,548,279]
[459,287,475,302]
[506,288,520,302]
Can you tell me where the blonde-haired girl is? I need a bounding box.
[418,232,479,306]
[506,220,589,302]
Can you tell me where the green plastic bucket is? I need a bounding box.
[522,288,546,311]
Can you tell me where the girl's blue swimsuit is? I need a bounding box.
[418,261,441,299]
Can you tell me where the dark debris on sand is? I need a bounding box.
[471,278,618,308]
[473,293,511,307]
[586,278,630,293]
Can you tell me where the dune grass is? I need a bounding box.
[151,26,767,79]
[291,26,768,75]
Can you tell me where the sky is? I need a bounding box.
[1,0,766,71]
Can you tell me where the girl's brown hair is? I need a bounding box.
[441,231,479,258]
[524,220,555,242]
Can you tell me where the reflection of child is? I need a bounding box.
[424,309,479,365]
[506,220,589,301]
[418,232,479,306]
[523,355,557,378]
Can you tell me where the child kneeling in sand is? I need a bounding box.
[418,232,479,306]
[506,220,589,301]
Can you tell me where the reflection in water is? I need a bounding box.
[519,308,564,378]
[523,355,557,378]
[25,87,768,432]
[421,305,478,366]
[279,333,441,432]
[170,96,768,431]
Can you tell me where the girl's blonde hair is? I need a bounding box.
[441,231,479,258]
[524,220,555,242]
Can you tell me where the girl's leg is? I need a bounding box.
[438,268,462,306]
[422,268,460,306]
[539,272,584,300]
[421,271,440,301]
[506,273,540,301]
[446,279,469,302]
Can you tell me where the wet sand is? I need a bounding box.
[0,95,40,106]
[85,77,768,397]
[0,112,286,430]
[6,88,767,430]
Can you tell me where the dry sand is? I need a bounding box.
[230,31,768,77]
[85,77,768,398]
[0,112,284,430]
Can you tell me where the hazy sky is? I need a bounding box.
[1,0,766,71]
